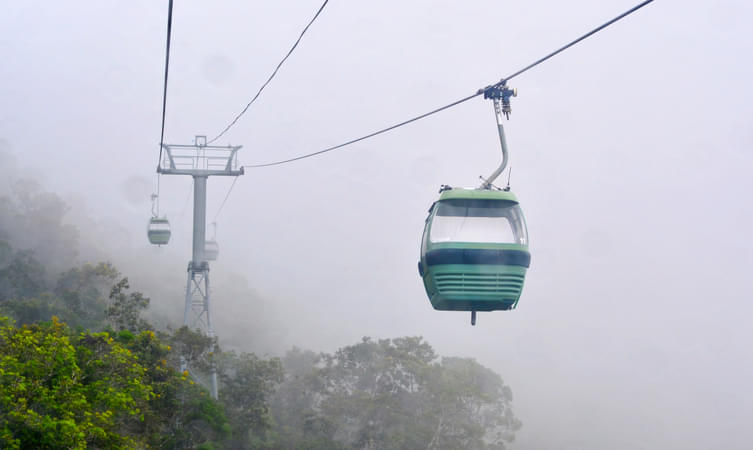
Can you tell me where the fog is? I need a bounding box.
[3,0,753,448]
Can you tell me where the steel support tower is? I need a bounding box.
[159,135,243,399]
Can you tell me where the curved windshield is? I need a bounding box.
[429,199,528,245]
[148,220,170,232]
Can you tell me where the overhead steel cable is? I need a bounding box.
[247,93,480,168]
[208,0,330,144]
[487,0,654,89]
[244,0,653,168]
[154,0,174,217]
[158,0,174,166]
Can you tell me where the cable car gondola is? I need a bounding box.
[204,240,219,261]
[204,222,219,261]
[148,217,171,246]
[147,193,171,246]
[418,187,529,315]
[418,83,530,325]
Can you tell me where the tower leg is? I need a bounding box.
[181,263,193,373]
[182,262,218,399]
[204,269,218,399]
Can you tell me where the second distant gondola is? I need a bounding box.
[148,217,171,246]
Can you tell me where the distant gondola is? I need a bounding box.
[148,217,171,246]
[204,239,219,261]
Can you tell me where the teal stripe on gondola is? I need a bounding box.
[425,248,530,268]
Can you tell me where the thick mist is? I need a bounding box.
[3,0,753,448]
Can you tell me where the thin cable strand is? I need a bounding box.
[245,0,653,168]
[158,0,174,166]
[213,176,239,222]
[493,0,654,86]
[246,93,479,167]
[208,0,330,144]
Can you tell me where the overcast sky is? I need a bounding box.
[2,0,753,448]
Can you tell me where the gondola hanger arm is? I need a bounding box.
[480,83,517,190]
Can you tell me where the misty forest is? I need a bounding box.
[0,179,520,448]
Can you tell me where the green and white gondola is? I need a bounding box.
[419,187,530,318]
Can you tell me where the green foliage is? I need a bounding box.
[106,277,151,332]
[269,337,521,450]
[0,247,119,331]
[217,351,284,448]
[168,325,216,371]
[0,316,151,448]
[0,181,114,329]
[0,244,47,304]
[118,328,230,449]
[425,357,521,449]
[56,262,119,329]
[0,236,237,448]
[0,315,232,449]
[0,295,61,329]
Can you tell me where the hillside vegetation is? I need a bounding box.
[0,179,520,449]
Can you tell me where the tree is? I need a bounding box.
[268,347,344,449]
[167,325,216,370]
[0,244,47,304]
[118,328,230,449]
[0,315,231,449]
[425,357,521,450]
[0,250,119,330]
[0,179,79,272]
[268,337,521,450]
[217,351,283,448]
[55,262,119,330]
[106,277,151,333]
[0,244,59,327]
[0,316,152,449]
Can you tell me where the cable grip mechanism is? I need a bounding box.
[483,81,517,119]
